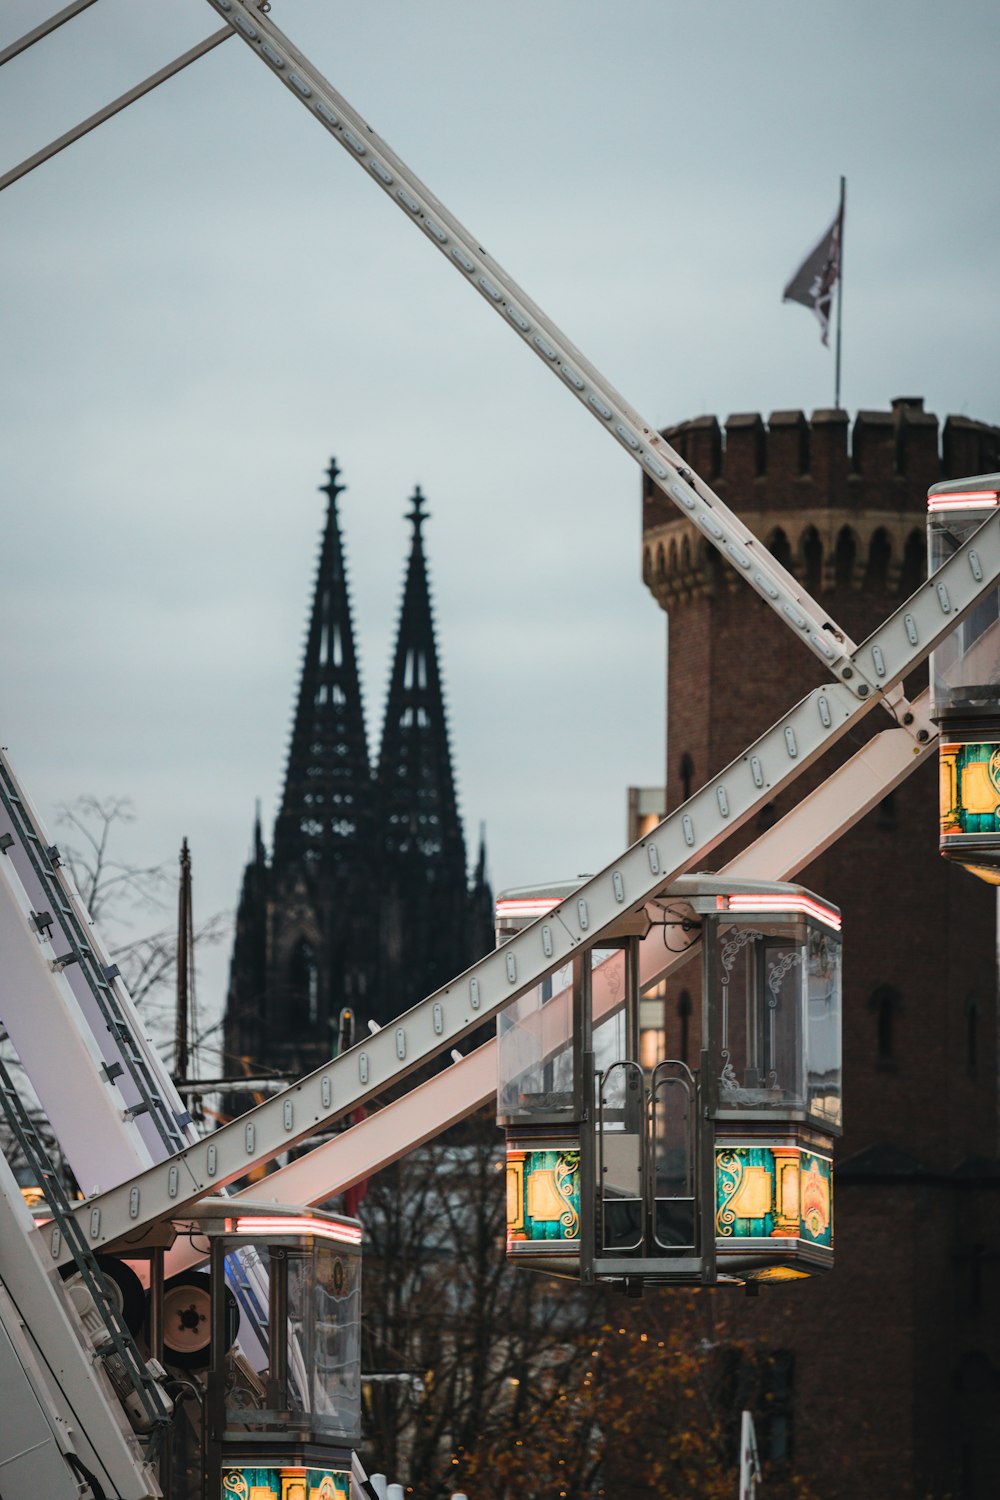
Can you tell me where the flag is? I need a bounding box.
[783,201,843,346]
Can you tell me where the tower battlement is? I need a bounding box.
[643,400,1000,609]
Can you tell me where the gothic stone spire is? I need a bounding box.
[274,459,373,872]
[376,487,468,1012]
[377,486,464,871]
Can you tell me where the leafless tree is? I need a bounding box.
[56,794,229,1031]
[359,1110,606,1497]
[0,797,230,1188]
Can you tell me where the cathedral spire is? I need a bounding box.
[274,458,373,871]
[374,486,470,1015]
[376,486,464,874]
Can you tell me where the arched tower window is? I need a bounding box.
[677,989,693,1065]
[802,527,823,594]
[869,983,901,1067]
[835,527,857,590]
[767,529,793,571]
[966,995,979,1075]
[877,790,897,830]
[756,801,778,831]
[289,938,320,1028]
[898,529,926,598]
[865,529,892,591]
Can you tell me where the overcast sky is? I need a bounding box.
[2,1,998,1064]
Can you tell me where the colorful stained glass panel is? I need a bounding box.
[506,1145,580,1245]
[221,1467,350,1500]
[715,1145,832,1248]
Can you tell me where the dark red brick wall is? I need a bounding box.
[643,402,1000,1498]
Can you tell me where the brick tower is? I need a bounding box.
[642,402,1000,1498]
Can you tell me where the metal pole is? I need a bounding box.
[834,174,846,409]
[148,1247,164,1365]
[0,27,232,194]
[174,840,191,1083]
[0,0,99,69]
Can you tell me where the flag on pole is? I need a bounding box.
[782,200,843,347]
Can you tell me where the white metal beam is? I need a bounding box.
[0,0,99,69]
[200,0,872,687]
[0,847,156,1195]
[0,29,233,194]
[0,749,198,1178]
[160,695,937,1276]
[0,1154,159,1499]
[48,516,979,1266]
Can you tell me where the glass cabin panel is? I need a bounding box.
[806,926,842,1130]
[286,1249,314,1417]
[223,1240,361,1447]
[224,1242,275,1433]
[651,1064,696,1250]
[497,962,574,1122]
[307,1242,362,1439]
[929,514,1000,720]
[593,1000,627,1079]
[711,921,806,1113]
[598,1060,644,1251]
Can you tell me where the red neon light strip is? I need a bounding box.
[232,1215,362,1244]
[718,893,841,931]
[495,898,562,917]
[927,491,998,511]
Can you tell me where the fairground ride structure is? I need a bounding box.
[1,5,998,1496]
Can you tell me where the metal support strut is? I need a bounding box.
[0,1039,171,1444]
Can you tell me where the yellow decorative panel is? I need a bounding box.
[526,1168,565,1222]
[726,1164,772,1219]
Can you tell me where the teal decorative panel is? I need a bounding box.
[506,1145,580,1246]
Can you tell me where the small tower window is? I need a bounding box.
[802,527,823,594]
[404,649,428,689]
[877,790,897,830]
[865,529,892,591]
[835,527,857,590]
[756,801,778,832]
[966,995,979,1075]
[869,983,901,1067]
[679,753,695,803]
[289,938,320,1028]
[677,989,692,1065]
[898,529,926,597]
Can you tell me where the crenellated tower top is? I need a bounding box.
[642,401,1000,610]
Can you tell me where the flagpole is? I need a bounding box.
[834,175,845,410]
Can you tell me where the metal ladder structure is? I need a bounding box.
[0,1039,172,1439]
[0,1140,162,1500]
[0,752,193,1162]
